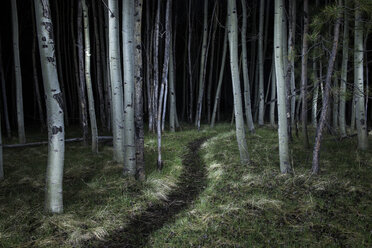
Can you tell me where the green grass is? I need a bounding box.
[0,125,223,247]
[1,124,371,247]
[148,125,372,247]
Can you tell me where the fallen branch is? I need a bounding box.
[3,136,112,149]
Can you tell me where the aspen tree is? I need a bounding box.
[228,0,250,164]
[82,0,98,153]
[354,4,368,150]
[123,0,137,176]
[34,0,65,213]
[109,0,125,163]
[274,0,291,173]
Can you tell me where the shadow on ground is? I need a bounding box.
[88,137,208,248]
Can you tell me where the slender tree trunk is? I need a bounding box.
[270,58,276,127]
[289,0,296,127]
[339,0,349,137]
[34,0,65,213]
[333,67,339,131]
[109,0,125,163]
[258,0,265,126]
[195,0,209,130]
[241,0,255,132]
[11,0,26,144]
[312,59,319,128]
[0,40,11,138]
[312,2,342,174]
[82,0,98,153]
[301,0,310,148]
[274,0,291,173]
[123,0,137,176]
[188,0,194,123]
[77,0,89,146]
[211,25,228,128]
[146,1,153,131]
[134,0,145,180]
[354,5,368,150]
[153,0,161,137]
[98,1,111,131]
[92,0,106,130]
[207,11,218,124]
[228,0,250,164]
[169,30,177,132]
[157,0,171,170]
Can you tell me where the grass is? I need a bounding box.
[0,125,222,247]
[148,125,372,247]
[1,124,371,247]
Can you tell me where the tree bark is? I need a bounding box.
[274,0,291,173]
[92,0,107,130]
[169,29,177,132]
[157,0,171,170]
[258,0,265,126]
[354,4,368,150]
[341,0,349,134]
[187,0,194,123]
[195,0,209,130]
[270,58,276,127]
[77,0,89,146]
[210,25,228,128]
[134,0,145,180]
[82,0,99,153]
[312,59,319,128]
[301,0,310,148]
[241,0,255,133]
[123,0,137,176]
[11,0,26,144]
[109,0,125,163]
[312,2,342,174]
[34,0,65,213]
[228,0,250,164]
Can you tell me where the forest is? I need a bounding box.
[0,0,371,247]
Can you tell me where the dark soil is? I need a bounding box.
[89,137,208,248]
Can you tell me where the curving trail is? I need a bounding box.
[92,137,208,248]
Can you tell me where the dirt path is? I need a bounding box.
[92,138,208,248]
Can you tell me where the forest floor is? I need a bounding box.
[0,124,371,247]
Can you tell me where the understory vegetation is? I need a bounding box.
[1,124,371,247]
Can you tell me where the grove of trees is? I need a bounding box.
[0,0,371,214]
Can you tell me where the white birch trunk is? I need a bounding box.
[82,0,98,153]
[109,0,125,163]
[123,0,137,176]
[354,6,368,150]
[274,0,290,173]
[228,0,250,164]
[34,0,65,213]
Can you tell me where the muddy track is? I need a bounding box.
[91,137,208,248]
